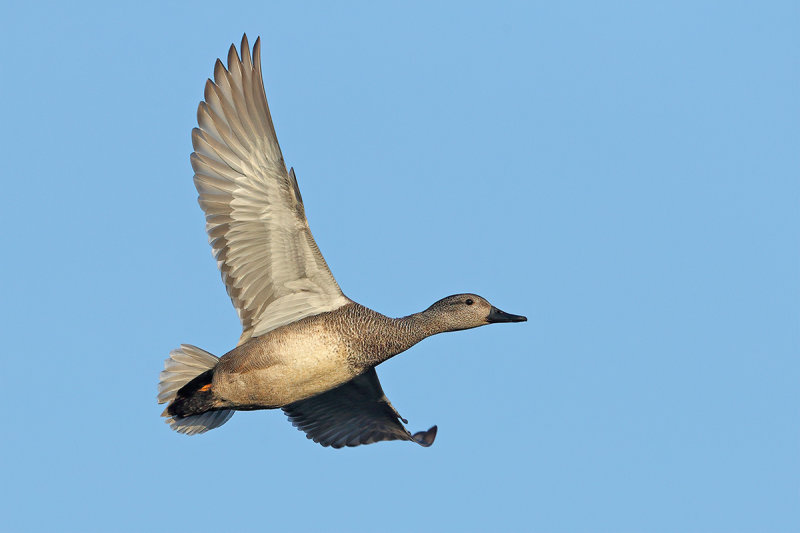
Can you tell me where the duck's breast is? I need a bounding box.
[214,321,356,408]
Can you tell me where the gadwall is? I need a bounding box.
[158,35,526,448]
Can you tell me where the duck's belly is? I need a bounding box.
[213,328,356,408]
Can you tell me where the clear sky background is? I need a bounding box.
[1,2,797,532]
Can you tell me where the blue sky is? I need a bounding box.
[1,2,797,532]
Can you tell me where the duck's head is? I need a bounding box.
[424,294,527,332]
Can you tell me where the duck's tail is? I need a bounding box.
[158,344,234,435]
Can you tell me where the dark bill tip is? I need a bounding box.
[487,306,527,324]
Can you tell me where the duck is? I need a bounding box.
[158,35,527,448]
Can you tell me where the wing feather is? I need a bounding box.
[192,35,349,344]
[282,369,438,448]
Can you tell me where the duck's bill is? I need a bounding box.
[487,306,527,323]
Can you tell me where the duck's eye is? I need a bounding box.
[465,299,474,305]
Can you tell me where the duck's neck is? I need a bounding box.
[352,308,447,368]
[395,309,449,346]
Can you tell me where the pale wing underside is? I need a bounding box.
[191,35,349,344]
[282,368,438,448]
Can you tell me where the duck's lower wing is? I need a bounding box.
[282,368,437,448]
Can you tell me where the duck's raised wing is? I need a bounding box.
[283,368,438,448]
[191,35,349,344]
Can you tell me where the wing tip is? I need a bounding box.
[253,36,262,71]
[412,425,438,447]
[227,42,241,68]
